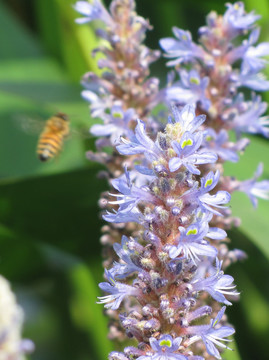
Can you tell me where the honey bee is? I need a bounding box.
[37,112,70,161]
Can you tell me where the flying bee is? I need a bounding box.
[37,112,70,161]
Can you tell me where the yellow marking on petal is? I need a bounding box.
[205,179,213,187]
[181,138,193,149]
[206,135,213,141]
[187,228,198,236]
[190,77,200,85]
[160,340,172,347]
[113,112,123,118]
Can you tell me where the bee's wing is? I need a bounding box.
[70,125,92,139]
[15,113,93,139]
[13,114,45,136]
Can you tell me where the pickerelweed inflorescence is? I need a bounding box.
[160,1,269,221]
[100,104,238,360]
[74,1,269,360]
[74,0,164,281]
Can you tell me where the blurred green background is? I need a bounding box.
[0,0,268,359]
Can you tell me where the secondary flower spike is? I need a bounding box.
[101,105,237,360]
[160,1,269,225]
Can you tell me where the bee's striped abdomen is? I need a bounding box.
[37,133,63,162]
[37,113,69,162]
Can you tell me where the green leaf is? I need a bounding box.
[239,272,269,335]
[0,166,107,282]
[68,263,113,359]
[0,167,106,253]
[35,0,101,81]
[228,270,269,360]
[225,229,269,360]
[0,1,43,59]
[0,165,108,279]
[244,0,269,20]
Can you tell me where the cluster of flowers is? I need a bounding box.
[75,0,164,274]
[75,1,269,360]
[100,105,237,360]
[75,0,161,158]
[160,1,269,212]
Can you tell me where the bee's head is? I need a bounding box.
[56,112,69,121]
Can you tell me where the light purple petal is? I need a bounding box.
[169,157,182,172]
[207,228,227,240]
